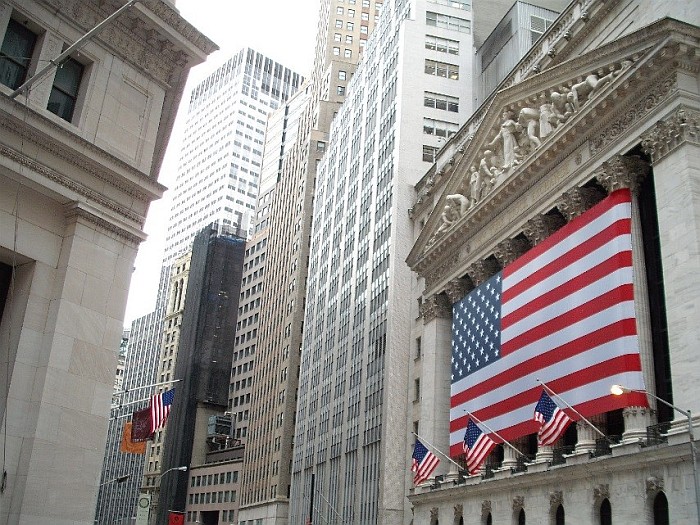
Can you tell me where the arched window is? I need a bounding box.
[599,498,611,525]
[458,518,464,525]
[555,504,565,525]
[653,492,669,525]
[485,513,492,525]
[518,508,526,525]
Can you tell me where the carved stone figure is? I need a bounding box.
[436,193,469,235]
[539,101,556,138]
[550,90,573,125]
[519,107,542,151]
[468,166,482,208]
[568,63,625,110]
[488,110,520,170]
[479,150,499,194]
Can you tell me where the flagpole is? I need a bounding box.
[411,432,463,470]
[113,378,181,398]
[536,378,608,440]
[465,411,530,459]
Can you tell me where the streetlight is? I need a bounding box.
[100,474,130,486]
[611,384,700,524]
[158,466,188,480]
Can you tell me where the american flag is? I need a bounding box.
[534,390,573,445]
[463,419,496,474]
[449,189,647,456]
[411,439,440,485]
[150,388,175,434]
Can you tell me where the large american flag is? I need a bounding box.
[150,388,175,434]
[449,189,647,457]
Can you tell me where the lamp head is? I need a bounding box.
[177,466,188,472]
[610,384,628,396]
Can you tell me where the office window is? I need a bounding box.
[422,145,439,163]
[423,117,458,138]
[348,8,355,17]
[428,0,471,9]
[337,86,345,96]
[336,6,344,14]
[334,33,342,42]
[426,11,470,33]
[344,49,352,58]
[425,34,459,55]
[338,70,347,80]
[47,57,84,121]
[361,25,368,34]
[345,35,353,44]
[347,21,354,30]
[0,18,37,90]
[333,47,340,56]
[424,59,459,80]
[361,12,369,20]
[424,91,459,112]
[335,19,343,28]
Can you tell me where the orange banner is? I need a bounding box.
[120,421,147,454]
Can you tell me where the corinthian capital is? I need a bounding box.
[641,107,700,164]
[494,237,530,267]
[595,155,650,194]
[466,259,500,286]
[420,294,452,323]
[445,278,473,304]
[556,186,605,222]
[523,214,565,246]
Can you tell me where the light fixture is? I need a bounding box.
[611,384,700,524]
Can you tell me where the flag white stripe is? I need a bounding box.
[503,201,631,289]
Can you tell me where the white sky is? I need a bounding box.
[123,0,320,325]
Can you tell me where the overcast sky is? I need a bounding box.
[123,0,320,325]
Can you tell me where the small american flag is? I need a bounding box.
[534,390,573,445]
[411,439,440,485]
[150,388,175,434]
[463,419,496,474]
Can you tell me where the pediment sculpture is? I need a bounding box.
[427,57,634,247]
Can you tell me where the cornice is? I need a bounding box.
[64,202,145,246]
[640,106,700,164]
[0,99,165,202]
[0,143,144,225]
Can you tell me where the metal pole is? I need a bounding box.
[537,379,608,440]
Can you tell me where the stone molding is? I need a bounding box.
[593,483,610,501]
[420,294,452,323]
[0,105,163,202]
[0,142,144,225]
[523,214,565,246]
[556,186,605,222]
[512,496,525,512]
[595,155,650,194]
[641,107,700,164]
[430,507,439,522]
[454,503,463,519]
[550,490,563,507]
[646,476,664,495]
[481,500,492,517]
[64,203,144,246]
[445,278,472,304]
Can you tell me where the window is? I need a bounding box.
[338,70,347,80]
[348,8,355,17]
[555,505,565,525]
[336,6,344,14]
[361,25,368,34]
[347,21,354,30]
[333,47,340,56]
[425,34,459,55]
[426,11,470,33]
[423,117,458,138]
[361,12,369,20]
[344,49,352,58]
[337,86,345,96]
[599,499,611,525]
[422,145,438,163]
[415,336,422,359]
[345,35,353,44]
[0,18,37,90]
[424,91,459,112]
[530,15,554,45]
[334,33,342,42]
[47,57,84,121]
[425,59,459,80]
[428,0,471,9]
[414,378,420,401]
[335,19,343,28]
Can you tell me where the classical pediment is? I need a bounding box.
[407,17,700,291]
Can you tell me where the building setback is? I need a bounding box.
[406,0,700,523]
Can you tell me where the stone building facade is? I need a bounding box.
[0,1,215,524]
[406,0,700,523]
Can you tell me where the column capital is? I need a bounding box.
[481,500,492,518]
[523,214,565,247]
[595,155,650,194]
[593,484,610,502]
[512,496,525,513]
[550,490,563,508]
[556,186,605,222]
[445,278,472,304]
[494,237,530,267]
[641,107,700,164]
[466,259,500,286]
[420,293,452,323]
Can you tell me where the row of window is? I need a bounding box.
[1,18,84,122]
[190,470,238,487]
[426,11,471,33]
[188,490,236,505]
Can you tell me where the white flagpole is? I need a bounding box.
[465,411,530,459]
[536,378,608,440]
[411,432,463,470]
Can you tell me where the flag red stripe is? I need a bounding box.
[502,251,632,330]
[501,284,634,356]
[451,318,637,408]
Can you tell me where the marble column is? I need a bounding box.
[596,155,653,442]
[575,414,604,454]
[641,107,700,428]
[419,292,453,479]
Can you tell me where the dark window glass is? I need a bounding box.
[654,492,669,525]
[555,504,565,525]
[518,508,526,525]
[47,57,83,121]
[600,498,612,525]
[0,19,37,90]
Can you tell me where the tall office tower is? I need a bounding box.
[157,224,246,524]
[236,1,384,524]
[288,0,475,523]
[164,48,303,264]
[96,311,162,525]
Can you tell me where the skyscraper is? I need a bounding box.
[164,48,303,263]
[289,0,475,523]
